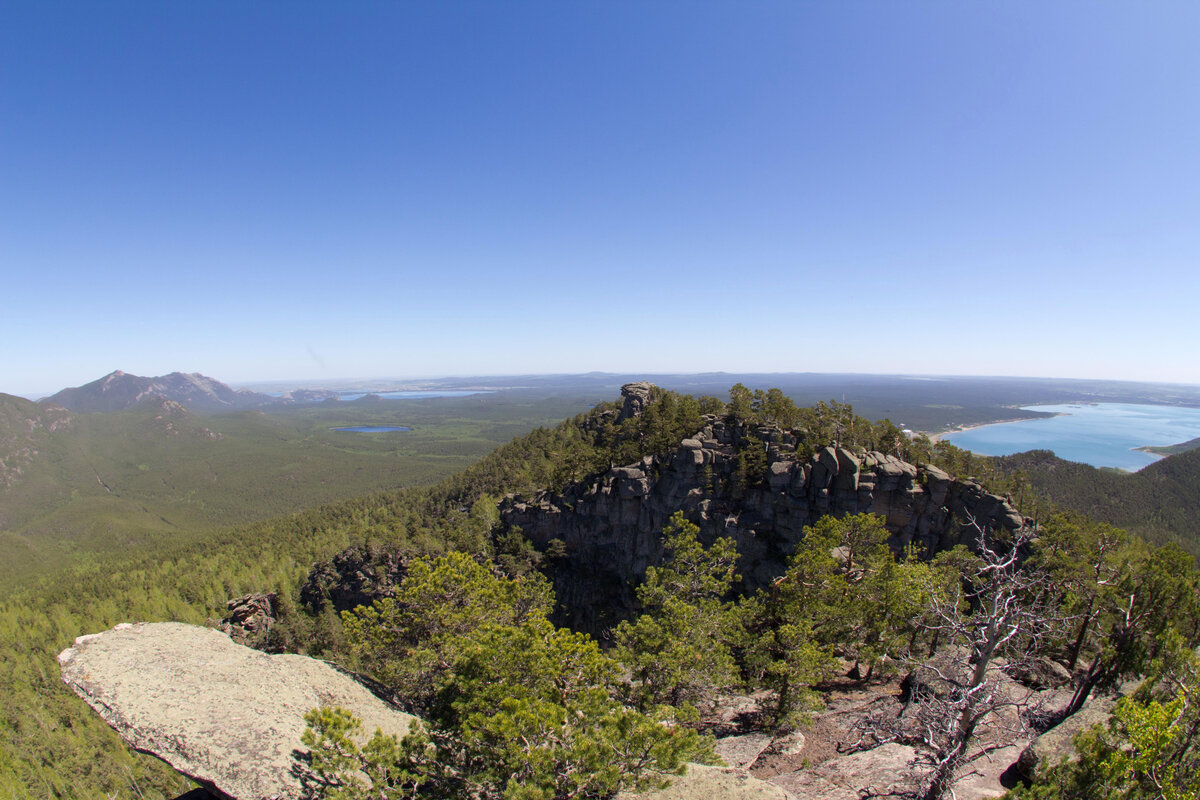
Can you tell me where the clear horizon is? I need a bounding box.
[12,368,1200,404]
[5,2,1200,394]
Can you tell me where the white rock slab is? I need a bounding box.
[59,622,416,800]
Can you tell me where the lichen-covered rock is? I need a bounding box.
[714,732,775,769]
[59,622,416,800]
[1017,693,1119,780]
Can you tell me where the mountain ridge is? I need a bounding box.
[499,390,1026,632]
[41,370,283,413]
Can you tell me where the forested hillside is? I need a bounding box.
[993,447,1200,556]
[0,390,596,587]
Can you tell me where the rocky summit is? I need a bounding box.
[58,622,416,800]
[502,384,1028,631]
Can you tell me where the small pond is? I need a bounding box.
[331,425,413,433]
[339,390,491,401]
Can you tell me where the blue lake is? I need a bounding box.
[942,403,1200,471]
[332,425,413,433]
[337,390,490,401]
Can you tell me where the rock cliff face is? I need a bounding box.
[300,543,410,613]
[618,381,655,421]
[502,386,1026,631]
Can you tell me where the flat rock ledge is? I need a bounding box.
[1018,694,1118,780]
[714,732,776,769]
[622,763,795,800]
[59,622,416,800]
[771,743,920,800]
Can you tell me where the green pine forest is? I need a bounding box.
[2,386,1199,799]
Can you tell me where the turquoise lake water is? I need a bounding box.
[942,403,1200,471]
[263,390,490,401]
[332,425,413,433]
[337,390,490,401]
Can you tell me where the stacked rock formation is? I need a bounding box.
[218,592,280,646]
[502,386,1027,631]
[618,381,655,421]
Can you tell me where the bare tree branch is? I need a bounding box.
[853,517,1063,800]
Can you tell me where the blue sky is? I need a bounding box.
[4,2,1199,396]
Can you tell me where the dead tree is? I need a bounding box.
[857,518,1062,800]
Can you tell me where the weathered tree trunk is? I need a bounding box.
[921,753,962,800]
[922,694,986,800]
[1067,597,1096,672]
[1066,656,1104,717]
[773,675,792,728]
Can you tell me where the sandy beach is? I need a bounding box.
[923,417,1048,443]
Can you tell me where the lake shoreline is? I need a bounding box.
[927,403,1200,472]
[924,413,1065,443]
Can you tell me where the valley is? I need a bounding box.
[0,382,604,588]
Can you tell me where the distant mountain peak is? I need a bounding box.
[43,371,278,413]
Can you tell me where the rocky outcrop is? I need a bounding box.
[502,415,1027,630]
[1017,692,1120,780]
[1008,656,1073,691]
[300,544,411,613]
[771,743,919,799]
[714,732,776,769]
[144,398,225,439]
[621,763,795,799]
[619,381,656,422]
[59,622,416,800]
[219,592,280,646]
